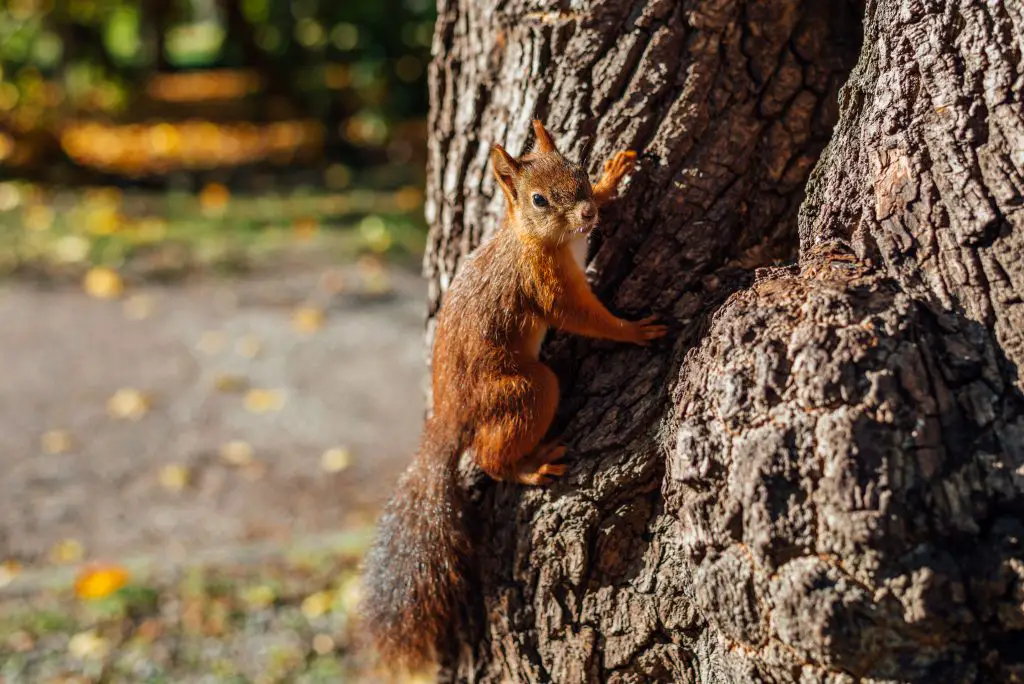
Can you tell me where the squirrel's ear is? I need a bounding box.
[531,119,558,154]
[491,144,520,202]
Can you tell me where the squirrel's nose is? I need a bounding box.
[580,203,597,221]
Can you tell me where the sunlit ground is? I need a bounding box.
[0,179,432,682]
[1,0,438,676]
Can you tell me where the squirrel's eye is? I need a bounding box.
[532,193,549,208]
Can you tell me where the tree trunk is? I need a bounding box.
[422,0,1024,682]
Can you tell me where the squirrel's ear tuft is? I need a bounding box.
[491,144,520,203]
[532,120,558,154]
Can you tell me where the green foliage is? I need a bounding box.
[0,0,435,164]
[103,5,144,65]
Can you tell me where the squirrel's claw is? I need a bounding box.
[538,462,567,477]
[536,442,567,463]
[631,315,669,346]
[516,443,568,486]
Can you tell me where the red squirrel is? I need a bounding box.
[361,120,667,669]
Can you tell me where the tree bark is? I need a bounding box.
[422,0,1024,682]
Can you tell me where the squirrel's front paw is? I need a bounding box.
[628,315,668,346]
[603,150,637,180]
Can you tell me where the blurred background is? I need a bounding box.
[0,0,436,680]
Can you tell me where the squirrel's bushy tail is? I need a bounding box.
[361,421,469,670]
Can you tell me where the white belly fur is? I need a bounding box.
[526,237,584,358]
[570,236,588,270]
[528,322,548,358]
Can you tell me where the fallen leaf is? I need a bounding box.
[85,186,123,207]
[24,204,54,231]
[199,182,230,215]
[292,216,319,240]
[83,267,125,300]
[235,335,262,359]
[0,559,22,588]
[181,598,205,634]
[133,217,168,243]
[219,440,254,466]
[6,630,34,652]
[41,429,73,454]
[212,373,247,393]
[364,269,392,293]
[292,306,325,334]
[74,565,129,600]
[240,460,267,481]
[358,255,384,272]
[394,185,424,212]
[312,633,335,655]
[158,464,190,492]
[241,584,277,609]
[53,235,90,263]
[337,573,362,613]
[196,330,227,355]
[359,215,392,253]
[300,590,334,620]
[359,255,392,294]
[85,205,122,235]
[321,447,351,473]
[122,294,154,320]
[68,630,111,660]
[204,598,230,636]
[107,388,151,420]
[244,388,287,413]
[135,618,163,642]
[50,538,85,564]
[318,269,346,294]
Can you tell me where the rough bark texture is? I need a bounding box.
[422,0,1024,682]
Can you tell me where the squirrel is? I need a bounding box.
[361,119,667,671]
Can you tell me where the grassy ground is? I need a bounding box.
[0,531,431,683]
[0,179,426,283]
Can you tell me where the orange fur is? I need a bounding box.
[361,120,667,671]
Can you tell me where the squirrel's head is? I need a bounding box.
[491,120,597,245]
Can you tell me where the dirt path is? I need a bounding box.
[0,261,426,566]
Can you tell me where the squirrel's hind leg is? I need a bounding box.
[471,362,564,486]
[517,442,568,486]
